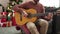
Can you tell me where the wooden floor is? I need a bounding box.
[0,26,21,34]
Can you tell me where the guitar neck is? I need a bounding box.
[30,12,57,17]
[31,13,45,17]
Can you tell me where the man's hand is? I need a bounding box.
[22,11,28,17]
[44,13,53,20]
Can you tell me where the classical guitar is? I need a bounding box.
[14,9,60,26]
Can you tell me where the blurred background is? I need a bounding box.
[0,0,60,34]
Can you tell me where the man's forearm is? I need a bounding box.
[12,5,23,13]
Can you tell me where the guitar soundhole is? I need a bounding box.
[27,13,32,18]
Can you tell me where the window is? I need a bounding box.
[39,0,59,8]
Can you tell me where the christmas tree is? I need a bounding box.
[6,0,23,12]
[6,0,23,27]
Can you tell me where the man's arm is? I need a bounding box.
[39,4,53,21]
[44,8,53,21]
[12,4,24,13]
[12,2,28,17]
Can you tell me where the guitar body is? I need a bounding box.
[15,9,37,26]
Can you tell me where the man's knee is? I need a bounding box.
[38,19,49,26]
[26,22,36,29]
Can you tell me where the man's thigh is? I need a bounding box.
[33,19,49,26]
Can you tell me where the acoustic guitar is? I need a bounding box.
[14,9,60,26]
